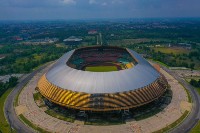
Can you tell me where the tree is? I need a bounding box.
[190,79,197,87]
[190,63,195,70]
[190,79,200,88]
[8,76,18,88]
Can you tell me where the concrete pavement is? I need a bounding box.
[4,63,52,133]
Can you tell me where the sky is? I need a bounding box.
[0,0,200,20]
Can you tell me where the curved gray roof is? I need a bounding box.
[46,48,160,94]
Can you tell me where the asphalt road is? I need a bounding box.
[4,64,50,133]
[162,67,200,133]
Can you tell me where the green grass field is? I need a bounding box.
[153,47,189,54]
[85,66,118,72]
[191,120,200,133]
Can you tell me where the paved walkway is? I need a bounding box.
[17,67,190,133]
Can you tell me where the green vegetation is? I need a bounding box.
[0,44,67,75]
[0,88,14,133]
[153,111,189,133]
[152,60,169,68]
[33,92,46,108]
[14,84,25,107]
[19,114,50,133]
[0,77,18,97]
[153,47,189,54]
[127,44,200,69]
[190,79,200,88]
[85,66,118,72]
[179,82,192,103]
[190,121,200,133]
[13,91,19,107]
[33,92,42,101]
[185,77,200,95]
[190,78,200,96]
[108,38,151,46]
[185,87,192,103]
[0,77,18,132]
[194,87,200,95]
[45,109,75,123]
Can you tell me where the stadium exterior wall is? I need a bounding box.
[37,74,168,111]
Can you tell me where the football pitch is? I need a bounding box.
[85,66,118,72]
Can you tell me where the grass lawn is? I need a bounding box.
[153,60,169,68]
[85,66,118,72]
[0,88,14,133]
[191,121,200,133]
[108,38,151,46]
[153,111,189,133]
[153,47,189,54]
[33,92,42,101]
[193,87,200,96]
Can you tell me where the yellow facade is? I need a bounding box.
[37,74,168,111]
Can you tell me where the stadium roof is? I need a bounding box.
[46,48,160,94]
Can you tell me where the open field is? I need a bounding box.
[108,38,151,46]
[153,47,189,54]
[85,66,118,72]
[55,43,67,48]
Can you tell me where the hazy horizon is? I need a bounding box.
[0,0,200,20]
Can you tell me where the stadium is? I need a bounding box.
[37,46,168,112]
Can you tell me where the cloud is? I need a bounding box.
[61,0,76,4]
[88,0,122,5]
[111,0,123,4]
[102,2,107,6]
[1,0,200,20]
[89,0,96,4]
